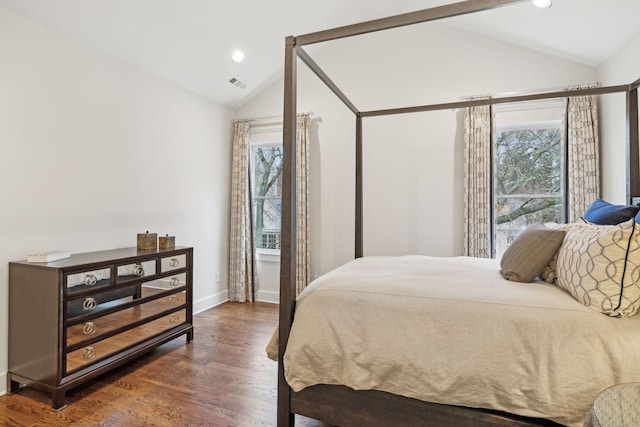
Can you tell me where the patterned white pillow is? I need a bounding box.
[556,219,640,317]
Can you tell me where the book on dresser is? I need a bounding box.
[8,246,194,410]
[26,251,71,263]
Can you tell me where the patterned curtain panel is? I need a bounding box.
[228,120,257,302]
[567,96,600,222]
[463,105,492,258]
[296,114,311,295]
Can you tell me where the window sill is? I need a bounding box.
[256,249,280,263]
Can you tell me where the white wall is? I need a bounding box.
[237,22,598,282]
[598,31,640,203]
[0,6,233,393]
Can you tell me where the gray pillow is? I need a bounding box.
[500,224,566,283]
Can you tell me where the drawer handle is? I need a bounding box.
[82,298,97,311]
[132,264,145,277]
[82,346,96,360]
[169,277,180,287]
[169,314,180,324]
[168,295,180,305]
[169,258,180,268]
[84,274,97,286]
[82,322,96,335]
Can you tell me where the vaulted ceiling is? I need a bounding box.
[1,0,639,108]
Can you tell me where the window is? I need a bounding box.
[493,108,565,257]
[250,143,283,251]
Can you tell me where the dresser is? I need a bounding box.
[8,246,194,410]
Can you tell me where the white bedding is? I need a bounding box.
[283,255,640,427]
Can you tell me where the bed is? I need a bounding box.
[277,0,640,426]
[278,254,640,427]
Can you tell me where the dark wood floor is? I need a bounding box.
[0,302,330,426]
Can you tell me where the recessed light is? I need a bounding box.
[532,0,552,8]
[231,50,245,63]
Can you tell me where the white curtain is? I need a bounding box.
[463,105,492,258]
[228,120,257,302]
[296,114,311,295]
[567,95,600,222]
[228,115,312,301]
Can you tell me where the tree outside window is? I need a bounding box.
[494,123,564,257]
[251,144,283,250]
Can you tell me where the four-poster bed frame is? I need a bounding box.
[278,0,640,425]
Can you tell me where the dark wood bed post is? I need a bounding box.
[356,114,363,258]
[627,82,640,202]
[278,35,297,427]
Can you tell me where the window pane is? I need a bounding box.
[253,147,282,197]
[495,128,561,196]
[494,196,563,257]
[252,145,283,250]
[494,123,564,258]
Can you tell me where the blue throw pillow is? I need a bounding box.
[582,199,640,225]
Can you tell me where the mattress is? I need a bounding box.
[283,255,640,427]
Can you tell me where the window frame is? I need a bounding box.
[249,141,283,255]
[492,118,567,258]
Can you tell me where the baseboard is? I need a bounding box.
[257,290,279,304]
[0,372,6,396]
[193,290,229,314]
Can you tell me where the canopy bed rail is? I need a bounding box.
[360,84,628,117]
[628,86,639,198]
[294,0,531,46]
[278,0,640,426]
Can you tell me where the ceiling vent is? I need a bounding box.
[229,77,247,89]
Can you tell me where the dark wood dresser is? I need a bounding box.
[8,246,194,410]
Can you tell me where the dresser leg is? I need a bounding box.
[8,379,20,394]
[186,329,194,343]
[134,284,142,299]
[52,390,67,411]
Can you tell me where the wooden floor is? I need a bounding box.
[0,302,330,427]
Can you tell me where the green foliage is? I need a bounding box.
[495,127,563,225]
[496,128,561,195]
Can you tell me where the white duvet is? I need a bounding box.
[283,256,640,427]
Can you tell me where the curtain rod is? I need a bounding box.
[461,83,599,101]
[235,111,314,124]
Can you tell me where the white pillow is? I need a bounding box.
[556,219,640,317]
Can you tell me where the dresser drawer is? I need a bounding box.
[66,290,186,347]
[144,272,187,290]
[66,284,140,319]
[66,309,187,373]
[115,260,156,283]
[65,268,112,295]
[160,254,186,272]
